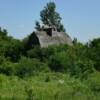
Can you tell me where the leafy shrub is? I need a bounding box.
[4,40,24,62]
[0,61,16,75]
[0,56,5,65]
[15,57,49,78]
[69,59,94,80]
[27,46,43,60]
[88,38,100,71]
[48,52,66,72]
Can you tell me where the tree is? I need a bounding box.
[35,21,41,31]
[35,2,65,32]
[88,38,100,71]
[4,39,24,62]
[0,27,7,38]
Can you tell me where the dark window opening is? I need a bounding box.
[44,28,52,36]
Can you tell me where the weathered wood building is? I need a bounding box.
[32,27,73,47]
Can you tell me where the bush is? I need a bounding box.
[27,46,43,60]
[69,59,94,80]
[4,40,24,62]
[88,38,100,71]
[15,57,49,78]
[0,61,16,75]
[48,52,67,72]
[0,56,5,65]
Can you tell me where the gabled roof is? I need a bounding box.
[34,29,73,47]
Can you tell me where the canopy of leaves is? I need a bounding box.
[35,2,66,32]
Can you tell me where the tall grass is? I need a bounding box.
[0,72,100,100]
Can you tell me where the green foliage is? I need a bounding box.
[0,56,6,65]
[70,59,94,80]
[35,2,65,32]
[15,57,49,78]
[0,26,100,99]
[4,40,24,62]
[35,21,41,31]
[0,73,100,100]
[85,71,100,96]
[88,38,100,71]
[27,46,43,60]
[0,61,16,76]
[25,87,34,100]
[0,27,7,39]
[48,52,67,72]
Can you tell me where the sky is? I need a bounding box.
[0,0,100,42]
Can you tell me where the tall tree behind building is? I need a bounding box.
[35,2,66,32]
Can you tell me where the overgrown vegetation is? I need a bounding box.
[0,26,100,100]
[0,1,100,100]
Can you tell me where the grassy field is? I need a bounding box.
[0,72,100,100]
